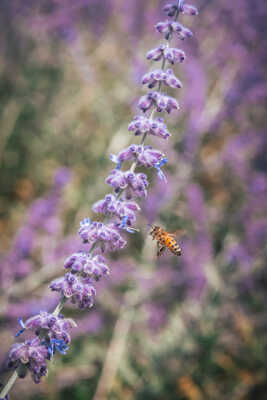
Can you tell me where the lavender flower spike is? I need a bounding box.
[1,0,198,396]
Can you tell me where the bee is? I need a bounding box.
[150,225,182,257]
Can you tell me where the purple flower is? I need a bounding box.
[92,194,140,222]
[110,145,166,170]
[147,45,185,64]
[164,47,186,64]
[163,2,198,17]
[137,147,166,168]
[163,3,180,17]
[105,169,128,190]
[78,219,127,251]
[63,251,88,273]
[7,338,49,384]
[181,4,199,16]
[155,20,193,40]
[106,170,149,197]
[110,144,142,165]
[118,216,138,234]
[137,93,154,113]
[128,116,171,139]
[17,312,77,345]
[126,171,149,197]
[138,92,179,113]
[146,45,165,61]
[64,251,110,280]
[141,69,182,89]
[49,273,96,309]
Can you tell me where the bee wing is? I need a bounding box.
[170,229,186,239]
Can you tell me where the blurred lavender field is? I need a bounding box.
[0,0,267,399]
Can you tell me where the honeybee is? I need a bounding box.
[150,225,182,257]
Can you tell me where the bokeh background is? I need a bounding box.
[0,0,267,399]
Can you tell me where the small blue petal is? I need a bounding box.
[15,318,25,337]
[110,154,118,164]
[121,216,128,229]
[116,161,122,170]
[110,154,122,170]
[53,339,69,355]
[48,344,54,359]
[119,216,138,233]
[157,169,167,182]
[158,157,168,167]
[154,157,168,182]
[80,218,92,227]
[49,339,69,356]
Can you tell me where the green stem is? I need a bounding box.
[0,370,18,399]
[52,296,67,316]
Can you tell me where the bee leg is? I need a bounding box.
[157,243,166,257]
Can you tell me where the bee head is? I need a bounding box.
[149,225,160,235]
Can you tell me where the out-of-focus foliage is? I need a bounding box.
[0,0,267,399]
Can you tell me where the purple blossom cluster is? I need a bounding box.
[50,273,96,309]
[78,219,127,250]
[138,91,179,113]
[7,338,49,384]
[2,0,198,395]
[92,194,140,222]
[142,69,182,89]
[106,169,149,197]
[163,2,198,17]
[128,116,171,139]
[64,251,110,279]
[146,45,185,64]
[15,312,76,345]
[7,312,76,383]
[155,20,193,40]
